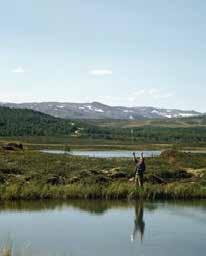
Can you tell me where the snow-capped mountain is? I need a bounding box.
[0,102,202,120]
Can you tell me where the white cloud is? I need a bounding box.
[148,88,159,95]
[128,97,135,102]
[134,89,145,96]
[152,92,174,99]
[133,88,174,99]
[88,88,174,107]
[147,88,173,99]
[89,69,113,76]
[12,66,25,73]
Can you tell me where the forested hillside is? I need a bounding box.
[1,106,206,145]
[0,106,82,136]
[107,126,206,144]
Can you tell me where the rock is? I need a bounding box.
[110,167,121,172]
[2,143,23,151]
[69,176,80,183]
[101,170,109,175]
[46,175,66,185]
[145,174,167,184]
[109,171,128,179]
[95,175,109,184]
[0,168,22,175]
[89,169,100,175]
[79,170,91,177]
[0,174,5,184]
[186,168,206,178]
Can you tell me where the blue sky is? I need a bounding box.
[0,0,206,111]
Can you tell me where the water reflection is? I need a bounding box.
[0,200,132,214]
[131,201,145,243]
[0,200,206,256]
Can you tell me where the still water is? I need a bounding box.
[0,200,206,256]
[41,150,161,158]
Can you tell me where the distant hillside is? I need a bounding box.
[89,115,206,128]
[0,106,87,136]
[0,102,202,120]
[1,106,206,145]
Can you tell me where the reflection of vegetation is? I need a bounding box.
[158,200,206,210]
[0,200,64,213]
[0,243,32,256]
[1,200,205,216]
[0,149,206,200]
[1,245,12,256]
[0,200,132,215]
[66,200,131,214]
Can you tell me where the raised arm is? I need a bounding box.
[133,152,138,163]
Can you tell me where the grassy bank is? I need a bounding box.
[0,148,206,200]
[0,136,173,151]
[1,136,206,152]
[1,181,205,200]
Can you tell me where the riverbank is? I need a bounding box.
[0,149,206,200]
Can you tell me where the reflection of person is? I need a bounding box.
[133,152,146,187]
[131,202,145,243]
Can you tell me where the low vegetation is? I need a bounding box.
[90,115,206,128]
[0,147,206,200]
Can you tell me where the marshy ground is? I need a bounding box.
[0,146,206,200]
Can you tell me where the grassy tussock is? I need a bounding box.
[0,149,206,200]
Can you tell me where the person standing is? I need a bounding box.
[133,152,146,187]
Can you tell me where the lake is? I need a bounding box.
[0,200,205,256]
[41,149,206,158]
[41,150,161,158]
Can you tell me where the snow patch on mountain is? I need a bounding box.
[179,113,199,117]
[0,102,202,120]
[94,108,104,112]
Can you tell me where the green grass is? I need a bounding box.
[0,148,206,200]
[0,136,172,150]
[89,116,206,128]
[0,182,205,201]
[2,136,206,152]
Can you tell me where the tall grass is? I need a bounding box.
[0,182,205,201]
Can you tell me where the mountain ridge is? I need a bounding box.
[0,101,202,120]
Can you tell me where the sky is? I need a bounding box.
[0,0,206,111]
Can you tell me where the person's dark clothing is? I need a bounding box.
[134,158,146,187]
